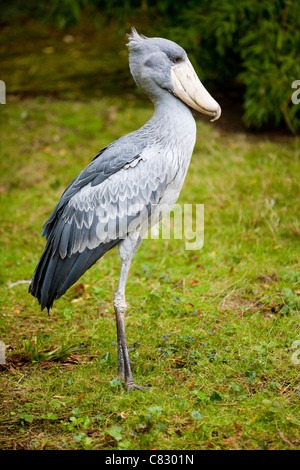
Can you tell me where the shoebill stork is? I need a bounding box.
[29,28,221,390]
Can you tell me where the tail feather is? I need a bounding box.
[29,239,119,311]
[29,239,53,301]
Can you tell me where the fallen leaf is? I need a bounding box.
[234,422,242,432]
[71,298,83,303]
[198,328,207,335]
[185,303,194,311]
[223,437,235,445]
[74,283,85,297]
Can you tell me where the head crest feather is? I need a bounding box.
[126,27,147,50]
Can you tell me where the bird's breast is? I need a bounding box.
[144,112,197,227]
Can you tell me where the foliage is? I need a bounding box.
[1,0,299,132]
[164,0,300,133]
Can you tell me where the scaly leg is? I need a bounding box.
[113,237,143,390]
[116,318,125,380]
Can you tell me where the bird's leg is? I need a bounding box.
[113,237,144,391]
[116,322,125,380]
[114,260,142,390]
[114,265,126,380]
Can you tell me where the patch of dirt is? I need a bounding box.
[219,294,264,313]
[219,292,286,318]
[256,273,279,284]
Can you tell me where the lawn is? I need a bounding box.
[0,19,299,451]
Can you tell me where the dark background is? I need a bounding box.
[1,0,300,134]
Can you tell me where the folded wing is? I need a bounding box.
[29,143,174,310]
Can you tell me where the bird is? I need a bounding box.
[29,28,221,390]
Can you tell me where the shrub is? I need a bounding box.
[165,0,300,133]
[1,0,299,132]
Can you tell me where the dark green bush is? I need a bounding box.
[165,0,300,133]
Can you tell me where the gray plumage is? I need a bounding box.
[29,28,220,389]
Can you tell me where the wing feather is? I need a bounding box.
[29,140,178,311]
[57,147,174,257]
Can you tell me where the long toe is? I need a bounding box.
[125,382,146,391]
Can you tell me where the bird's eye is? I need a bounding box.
[172,57,182,64]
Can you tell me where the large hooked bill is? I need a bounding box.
[171,59,221,122]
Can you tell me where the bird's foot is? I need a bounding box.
[125,381,146,392]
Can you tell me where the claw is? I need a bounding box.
[125,381,146,391]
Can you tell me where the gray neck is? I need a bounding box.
[130,87,197,168]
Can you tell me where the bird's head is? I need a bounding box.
[127,28,221,122]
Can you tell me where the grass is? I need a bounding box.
[0,18,300,451]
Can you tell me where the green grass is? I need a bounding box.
[0,17,299,451]
[0,96,299,450]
